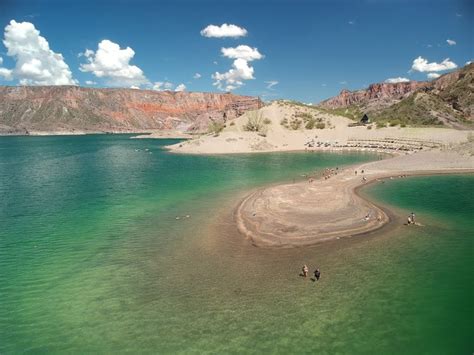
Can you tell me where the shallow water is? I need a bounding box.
[0,135,472,353]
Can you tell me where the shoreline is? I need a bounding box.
[234,151,474,248]
[0,130,192,139]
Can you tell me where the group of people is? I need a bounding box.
[407,212,416,225]
[301,265,321,281]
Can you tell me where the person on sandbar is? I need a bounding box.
[302,264,309,277]
[314,268,321,281]
[410,212,416,224]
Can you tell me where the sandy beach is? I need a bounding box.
[162,102,474,247]
[166,102,472,155]
[235,150,474,247]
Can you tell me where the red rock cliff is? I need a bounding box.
[0,86,262,134]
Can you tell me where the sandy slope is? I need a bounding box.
[166,102,473,154]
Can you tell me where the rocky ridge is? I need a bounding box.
[317,63,473,128]
[0,86,262,135]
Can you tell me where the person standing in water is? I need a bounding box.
[302,265,309,277]
[314,268,321,281]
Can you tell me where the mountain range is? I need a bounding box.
[0,87,262,135]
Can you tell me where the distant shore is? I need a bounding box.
[0,129,192,139]
[235,150,474,247]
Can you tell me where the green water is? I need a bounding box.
[0,135,472,354]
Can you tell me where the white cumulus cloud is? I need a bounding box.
[385,77,410,83]
[152,81,173,91]
[212,45,263,91]
[265,80,278,89]
[85,80,97,85]
[446,39,456,46]
[221,45,263,61]
[193,72,201,79]
[79,39,148,87]
[200,24,247,38]
[175,83,186,92]
[0,20,76,85]
[411,56,457,72]
[427,73,441,79]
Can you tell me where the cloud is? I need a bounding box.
[212,45,263,91]
[385,77,410,83]
[427,73,441,79]
[446,39,456,46]
[348,21,355,25]
[85,80,97,85]
[152,81,173,91]
[265,80,278,89]
[321,83,327,87]
[0,20,76,85]
[200,24,247,38]
[339,81,347,85]
[466,61,472,65]
[79,39,148,87]
[175,83,186,92]
[221,45,263,61]
[193,72,201,79]
[411,56,457,72]
[130,85,140,89]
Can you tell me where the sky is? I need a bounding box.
[0,0,472,102]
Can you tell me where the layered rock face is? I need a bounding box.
[317,64,473,128]
[319,81,429,110]
[0,86,262,134]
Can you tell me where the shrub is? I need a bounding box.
[400,123,406,128]
[289,119,302,130]
[376,121,387,129]
[305,119,316,129]
[229,121,235,126]
[315,122,326,129]
[367,125,373,130]
[389,119,401,127]
[263,118,272,125]
[244,111,268,136]
[208,121,224,135]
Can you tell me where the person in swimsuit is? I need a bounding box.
[314,268,321,281]
[302,264,309,277]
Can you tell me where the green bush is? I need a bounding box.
[229,121,235,126]
[315,122,326,129]
[289,119,302,130]
[376,121,387,129]
[208,121,224,135]
[263,118,272,125]
[244,111,268,136]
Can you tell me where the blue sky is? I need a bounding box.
[0,0,472,102]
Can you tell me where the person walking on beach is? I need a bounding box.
[314,268,321,281]
[302,264,309,277]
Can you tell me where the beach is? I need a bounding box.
[236,150,474,247]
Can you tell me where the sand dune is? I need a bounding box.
[166,102,472,155]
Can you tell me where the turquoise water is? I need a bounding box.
[0,135,472,353]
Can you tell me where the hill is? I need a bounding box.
[0,86,262,135]
[317,64,474,128]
